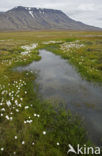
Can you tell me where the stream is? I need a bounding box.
[16,49,102,146]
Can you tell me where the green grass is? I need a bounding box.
[0,31,102,155]
[0,70,91,156]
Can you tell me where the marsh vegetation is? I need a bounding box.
[0,31,102,155]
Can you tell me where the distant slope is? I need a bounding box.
[0,6,101,31]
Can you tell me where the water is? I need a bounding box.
[16,49,102,145]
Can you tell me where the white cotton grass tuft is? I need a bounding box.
[6,100,11,107]
[0,103,3,106]
[1,147,4,151]
[56,142,60,146]
[13,151,16,155]
[25,106,29,109]
[43,131,46,135]
[1,113,3,116]
[10,117,13,121]
[34,113,40,117]
[22,141,25,145]
[5,115,9,120]
[34,113,37,117]
[16,109,19,112]
[1,108,5,111]
[60,41,84,52]
[24,120,27,124]
[25,91,27,94]
[32,142,35,145]
[37,114,40,118]
[14,136,18,139]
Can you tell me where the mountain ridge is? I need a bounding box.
[0,6,101,31]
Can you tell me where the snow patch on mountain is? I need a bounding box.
[29,11,34,18]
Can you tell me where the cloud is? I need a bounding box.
[77,3,95,11]
[98,18,102,20]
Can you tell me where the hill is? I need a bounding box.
[0,6,101,31]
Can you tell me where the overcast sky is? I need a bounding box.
[0,0,102,28]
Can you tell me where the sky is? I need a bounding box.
[0,0,102,28]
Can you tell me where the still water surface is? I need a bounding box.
[16,49,102,145]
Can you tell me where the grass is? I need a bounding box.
[0,30,102,155]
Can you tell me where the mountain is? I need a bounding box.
[0,6,101,31]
